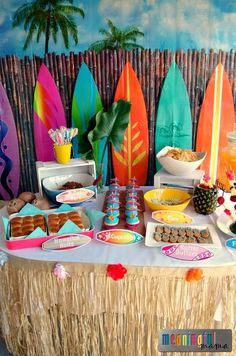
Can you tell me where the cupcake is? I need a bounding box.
[155,226,164,234]
[104,214,119,227]
[126,213,139,226]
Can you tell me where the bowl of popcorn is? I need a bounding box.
[156,146,206,176]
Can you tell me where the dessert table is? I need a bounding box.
[0,187,236,355]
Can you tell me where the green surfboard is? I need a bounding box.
[155,62,192,171]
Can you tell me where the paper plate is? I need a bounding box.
[42,233,91,251]
[56,188,95,204]
[152,210,193,224]
[216,213,236,237]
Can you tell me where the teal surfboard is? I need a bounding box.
[72,63,107,183]
[155,62,192,171]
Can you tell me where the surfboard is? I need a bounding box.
[0,82,20,200]
[33,63,67,162]
[71,63,107,182]
[155,62,192,171]
[112,62,149,186]
[196,63,235,184]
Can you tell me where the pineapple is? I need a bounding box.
[193,184,218,215]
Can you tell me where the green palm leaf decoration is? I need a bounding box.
[78,99,131,173]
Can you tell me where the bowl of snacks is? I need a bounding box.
[144,188,191,211]
[156,146,206,176]
[42,173,96,203]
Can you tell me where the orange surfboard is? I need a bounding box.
[196,64,235,184]
[112,62,149,186]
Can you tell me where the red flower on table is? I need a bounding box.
[107,263,127,281]
[185,268,203,282]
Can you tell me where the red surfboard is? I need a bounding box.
[196,64,235,184]
[112,62,149,186]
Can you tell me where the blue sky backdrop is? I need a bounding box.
[0,0,235,58]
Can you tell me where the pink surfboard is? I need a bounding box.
[33,64,67,161]
[0,82,20,200]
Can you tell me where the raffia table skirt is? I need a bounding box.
[0,256,235,356]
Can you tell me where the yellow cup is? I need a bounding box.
[54,143,72,164]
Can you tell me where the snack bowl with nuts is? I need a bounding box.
[42,173,96,204]
[156,146,206,176]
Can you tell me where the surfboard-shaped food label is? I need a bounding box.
[33,64,67,162]
[155,61,192,171]
[71,63,107,182]
[96,229,144,245]
[42,233,91,251]
[56,188,95,204]
[225,238,236,250]
[196,64,234,184]
[112,62,149,186]
[162,244,214,261]
[0,82,20,200]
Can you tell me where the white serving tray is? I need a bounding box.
[145,222,222,248]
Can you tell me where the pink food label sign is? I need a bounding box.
[161,244,214,261]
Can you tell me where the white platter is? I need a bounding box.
[216,213,236,238]
[145,222,222,248]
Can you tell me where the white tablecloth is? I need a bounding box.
[1,187,236,267]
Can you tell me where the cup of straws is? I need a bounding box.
[48,127,78,164]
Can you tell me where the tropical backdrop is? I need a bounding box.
[1,0,235,57]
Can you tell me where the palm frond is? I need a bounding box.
[122,42,144,50]
[36,21,46,42]
[56,5,85,18]
[23,22,37,49]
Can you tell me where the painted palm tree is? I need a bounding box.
[89,18,144,53]
[12,0,85,54]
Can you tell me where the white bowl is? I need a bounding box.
[42,173,95,203]
[156,146,206,176]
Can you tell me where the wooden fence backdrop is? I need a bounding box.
[0,49,235,193]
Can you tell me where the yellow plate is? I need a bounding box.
[152,210,193,224]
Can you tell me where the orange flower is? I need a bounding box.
[185,268,203,282]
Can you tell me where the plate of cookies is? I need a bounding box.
[145,222,222,248]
